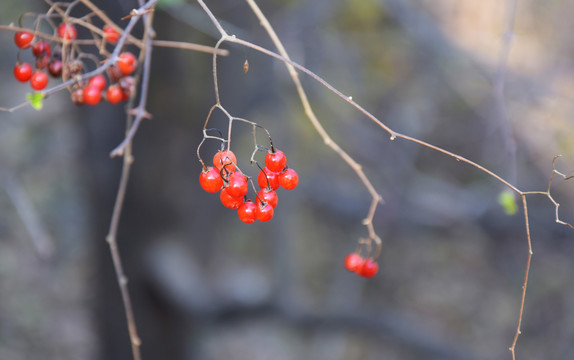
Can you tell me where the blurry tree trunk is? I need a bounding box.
[82,1,214,359]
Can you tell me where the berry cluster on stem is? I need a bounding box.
[12,18,137,106]
[200,147,299,224]
[344,252,379,278]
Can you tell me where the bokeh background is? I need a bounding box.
[1,0,573,359]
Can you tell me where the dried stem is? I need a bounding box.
[0,24,227,56]
[522,156,574,230]
[509,195,533,360]
[105,150,141,360]
[151,39,228,55]
[110,11,155,158]
[103,1,158,360]
[78,0,144,47]
[243,0,383,256]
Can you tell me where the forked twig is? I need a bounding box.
[522,156,574,230]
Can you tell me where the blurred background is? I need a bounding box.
[1,0,573,359]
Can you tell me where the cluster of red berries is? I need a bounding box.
[13,23,137,105]
[13,28,63,90]
[199,148,299,223]
[344,253,379,278]
[71,53,137,106]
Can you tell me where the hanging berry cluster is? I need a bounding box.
[12,12,138,106]
[344,252,379,278]
[200,147,299,224]
[14,30,57,90]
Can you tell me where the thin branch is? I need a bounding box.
[0,25,227,55]
[151,39,228,55]
[190,1,526,197]
[103,1,159,360]
[195,0,228,37]
[205,33,522,195]
[78,0,144,47]
[522,156,574,230]
[110,12,155,158]
[243,0,383,257]
[0,24,61,41]
[0,102,34,113]
[211,37,226,105]
[509,195,533,360]
[105,149,142,360]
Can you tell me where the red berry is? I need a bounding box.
[119,76,136,100]
[71,87,84,105]
[107,65,123,82]
[117,52,137,75]
[103,25,120,43]
[32,41,51,57]
[226,172,248,198]
[344,253,363,273]
[65,59,83,77]
[14,31,34,49]
[265,149,287,173]
[14,63,33,82]
[220,188,244,209]
[83,85,102,106]
[256,188,278,208]
[256,203,274,222]
[199,166,223,193]
[213,150,237,172]
[106,85,123,104]
[48,60,63,77]
[279,168,299,190]
[121,89,131,101]
[238,200,257,224]
[257,167,280,190]
[88,74,107,92]
[35,55,50,70]
[57,23,77,40]
[30,71,48,90]
[357,259,379,278]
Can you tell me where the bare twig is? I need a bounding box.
[78,0,144,47]
[522,156,574,230]
[99,1,158,360]
[508,195,533,360]
[0,24,227,56]
[106,9,157,360]
[244,0,383,256]
[109,12,155,158]
[151,39,228,55]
